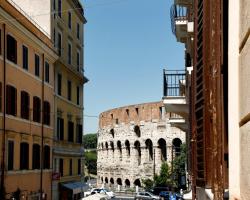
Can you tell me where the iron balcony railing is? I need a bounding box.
[170,4,188,35]
[163,69,186,97]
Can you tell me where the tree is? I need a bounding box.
[84,151,97,175]
[83,134,97,149]
[172,144,187,189]
[154,162,175,188]
[142,178,154,191]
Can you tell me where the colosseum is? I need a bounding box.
[97,101,185,190]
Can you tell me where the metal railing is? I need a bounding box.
[163,69,186,97]
[170,4,188,35]
[7,0,50,38]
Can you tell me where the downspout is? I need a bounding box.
[40,54,45,199]
[1,23,6,199]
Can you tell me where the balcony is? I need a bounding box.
[170,4,193,43]
[163,70,188,131]
[174,0,193,6]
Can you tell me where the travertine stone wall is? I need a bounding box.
[97,101,185,189]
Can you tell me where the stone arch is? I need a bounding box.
[158,138,167,161]
[117,140,122,160]
[101,143,104,149]
[134,125,141,137]
[101,177,103,183]
[172,138,182,157]
[110,128,114,138]
[125,140,130,156]
[145,139,153,161]
[110,177,114,185]
[117,178,122,185]
[105,177,108,184]
[105,142,108,150]
[125,179,130,187]
[134,140,141,165]
[134,179,141,187]
[110,141,114,151]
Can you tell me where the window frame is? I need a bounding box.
[22,45,29,70]
[35,54,40,77]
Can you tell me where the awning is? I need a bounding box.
[62,181,90,195]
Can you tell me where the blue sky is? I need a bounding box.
[82,0,184,133]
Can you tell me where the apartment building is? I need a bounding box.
[167,0,250,200]
[0,0,57,199]
[51,0,88,199]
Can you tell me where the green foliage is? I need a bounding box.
[172,144,187,189]
[154,162,175,188]
[83,133,97,149]
[85,151,97,175]
[142,178,154,190]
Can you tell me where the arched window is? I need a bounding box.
[134,179,141,187]
[32,144,40,169]
[172,138,182,157]
[158,138,167,161]
[44,145,50,169]
[125,179,130,187]
[110,129,114,138]
[145,139,153,161]
[110,141,114,152]
[134,141,141,165]
[43,101,50,125]
[125,140,130,156]
[110,178,114,185]
[6,85,17,116]
[117,178,122,186]
[105,177,108,184]
[134,125,141,137]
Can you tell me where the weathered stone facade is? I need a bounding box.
[97,101,185,189]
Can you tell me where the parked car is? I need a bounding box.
[159,191,170,200]
[134,192,160,200]
[82,193,109,200]
[99,188,115,199]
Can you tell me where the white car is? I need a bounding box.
[99,188,115,199]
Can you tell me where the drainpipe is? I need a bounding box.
[40,54,45,199]
[1,23,6,199]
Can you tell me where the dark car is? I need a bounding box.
[159,191,169,200]
[149,187,170,195]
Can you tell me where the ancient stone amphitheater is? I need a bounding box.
[97,101,185,190]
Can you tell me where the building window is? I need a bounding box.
[22,45,28,70]
[44,145,50,169]
[69,159,72,176]
[59,158,63,176]
[135,108,139,115]
[115,118,119,124]
[43,101,50,126]
[68,121,74,142]
[68,12,71,29]
[8,140,14,170]
[7,34,17,64]
[76,124,82,144]
[20,142,29,170]
[126,109,129,116]
[6,85,17,116]
[57,74,62,95]
[58,0,62,17]
[77,23,80,39]
[0,82,2,112]
[32,144,40,169]
[45,62,49,83]
[53,0,56,18]
[77,86,80,105]
[67,80,71,101]
[68,43,71,65]
[57,32,62,56]
[78,159,81,175]
[33,96,41,123]
[21,91,30,120]
[77,52,80,71]
[57,117,64,140]
[35,54,40,77]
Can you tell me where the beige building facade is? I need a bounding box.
[0,0,57,199]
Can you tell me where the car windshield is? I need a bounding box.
[146,192,154,196]
[103,189,110,192]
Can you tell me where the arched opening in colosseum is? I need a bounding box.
[125,179,130,187]
[105,177,108,184]
[145,139,153,161]
[125,140,130,156]
[158,138,167,161]
[134,125,141,137]
[105,142,109,150]
[101,143,104,149]
[117,178,122,186]
[110,178,114,185]
[101,177,103,183]
[172,138,182,157]
[110,128,114,138]
[110,141,114,152]
[134,141,141,165]
[134,179,141,187]
[117,140,122,160]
